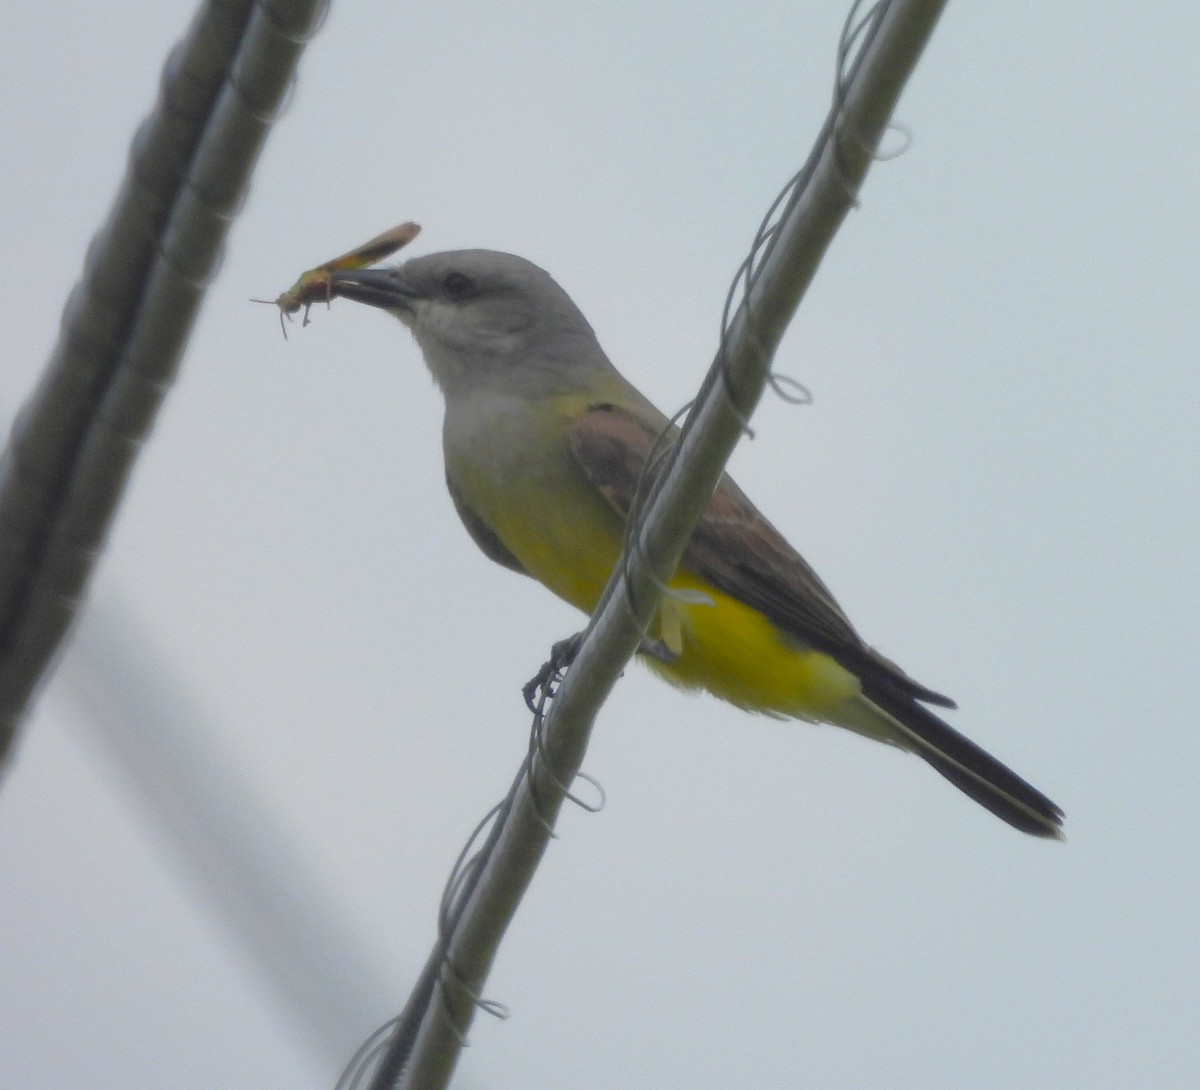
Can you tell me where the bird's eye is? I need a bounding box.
[443,271,475,299]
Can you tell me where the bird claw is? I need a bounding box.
[523,632,584,713]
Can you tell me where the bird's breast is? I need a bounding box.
[442,393,626,613]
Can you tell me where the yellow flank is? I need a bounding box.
[651,571,862,718]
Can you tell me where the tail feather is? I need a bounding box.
[857,682,1064,839]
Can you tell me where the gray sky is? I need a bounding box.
[2,2,1198,1087]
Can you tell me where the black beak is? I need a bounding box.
[328,267,419,311]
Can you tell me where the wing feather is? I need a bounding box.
[567,402,955,708]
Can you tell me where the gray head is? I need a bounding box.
[331,249,615,397]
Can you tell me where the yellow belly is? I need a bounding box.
[493,497,860,720]
[447,395,862,722]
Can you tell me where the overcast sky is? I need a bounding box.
[2,2,1198,1088]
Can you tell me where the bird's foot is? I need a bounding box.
[523,632,584,713]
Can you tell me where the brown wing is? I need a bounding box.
[568,402,955,709]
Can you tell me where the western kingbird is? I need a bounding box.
[328,250,1063,838]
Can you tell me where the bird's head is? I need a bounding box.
[331,249,613,397]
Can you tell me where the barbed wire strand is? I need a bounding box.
[357,2,947,1088]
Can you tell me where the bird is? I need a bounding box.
[327,248,1063,838]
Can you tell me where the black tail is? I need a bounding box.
[863,680,1064,839]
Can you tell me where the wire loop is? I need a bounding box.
[342,6,916,1085]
